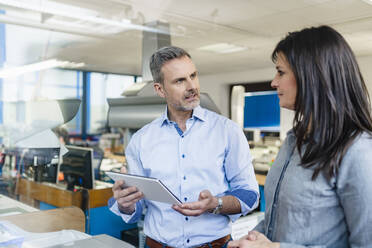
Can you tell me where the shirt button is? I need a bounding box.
[185,217,189,221]
[182,154,185,158]
[187,239,190,243]
[273,203,277,208]
[183,176,186,180]
[184,197,187,201]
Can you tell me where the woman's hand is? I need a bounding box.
[227,231,280,248]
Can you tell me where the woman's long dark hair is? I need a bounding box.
[272,25,372,180]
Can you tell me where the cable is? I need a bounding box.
[81,188,91,234]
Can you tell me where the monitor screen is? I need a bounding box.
[244,91,280,130]
[6,147,60,183]
[59,145,94,190]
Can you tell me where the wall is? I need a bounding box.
[358,56,372,95]
[200,55,372,140]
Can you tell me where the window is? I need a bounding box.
[0,23,139,136]
[89,72,136,134]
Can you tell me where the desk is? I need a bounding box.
[104,152,126,164]
[255,174,266,186]
[15,178,136,239]
[0,201,134,248]
[16,178,113,209]
[0,194,38,215]
[0,206,85,233]
[0,194,85,232]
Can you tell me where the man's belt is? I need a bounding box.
[145,234,232,248]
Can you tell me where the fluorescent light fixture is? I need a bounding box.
[0,59,85,78]
[198,43,247,54]
[0,0,169,34]
[361,0,372,4]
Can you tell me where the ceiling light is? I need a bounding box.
[361,0,372,5]
[198,43,247,54]
[0,0,168,34]
[0,59,85,78]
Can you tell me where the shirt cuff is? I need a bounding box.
[109,200,139,223]
[226,189,259,215]
[227,212,243,222]
[225,198,254,222]
[239,197,258,215]
[224,195,258,223]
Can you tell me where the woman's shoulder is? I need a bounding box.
[346,132,372,156]
[338,132,372,178]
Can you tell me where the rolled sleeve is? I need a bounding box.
[224,121,259,218]
[228,190,259,215]
[226,196,259,222]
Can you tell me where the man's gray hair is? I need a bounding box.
[150,46,191,84]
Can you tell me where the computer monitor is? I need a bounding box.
[11,147,60,183]
[243,130,254,142]
[59,145,94,190]
[244,91,280,130]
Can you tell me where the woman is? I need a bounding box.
[229,25,372,248]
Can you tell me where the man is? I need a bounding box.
[109,46,259,248]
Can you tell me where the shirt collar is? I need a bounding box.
[192,105,206,122]
[160,107,169,126]
[286,128,296,146]
[160,105,206,127]
[287,128,294,137]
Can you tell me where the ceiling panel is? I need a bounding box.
[2,0,372,76]
[295,0,372,25]
[164,0,277,25]
[232,11,314,37]
[257,0,333,12]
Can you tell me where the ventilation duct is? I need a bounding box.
[122,20,171,97]
[108,93,220,129]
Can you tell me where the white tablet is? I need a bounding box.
[105,171,182,205]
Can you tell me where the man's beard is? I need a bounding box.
[175,98,200,111]
[176,89,200,111]
[165,88,200,111]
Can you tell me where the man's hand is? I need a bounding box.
[227,231,280,248]
[172,190,218,216]
[112,166,143,215]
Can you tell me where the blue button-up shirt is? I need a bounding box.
[109,106,258,247]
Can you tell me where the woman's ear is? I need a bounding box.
[154,82,165,98]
